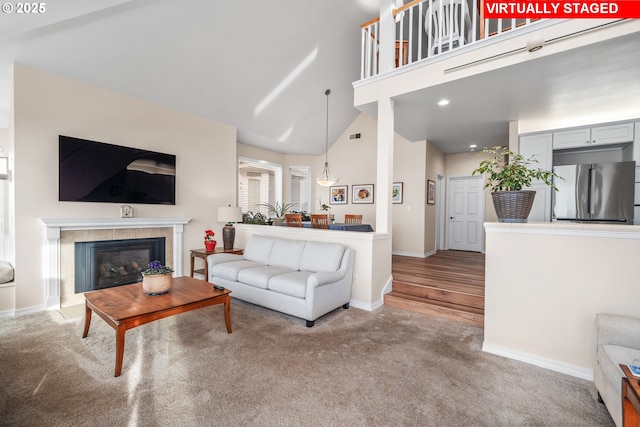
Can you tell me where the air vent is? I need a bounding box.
[349,133,362,141]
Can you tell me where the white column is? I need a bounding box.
[378,0,397,73]
[45,225,61,310]
[375,96,395,234]
[173,223,184,276]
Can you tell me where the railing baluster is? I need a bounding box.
[398,14,404,68]
[372,21,380,75]
[418,2,423,61]
[408,7,414,64]
[428,0,433,57]
[361,28,366,79]
[471,0,478,43]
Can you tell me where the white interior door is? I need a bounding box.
[446,176,483,252]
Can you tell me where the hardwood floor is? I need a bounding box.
[385,250,485,327]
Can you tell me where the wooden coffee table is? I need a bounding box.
[82,276,231,377]
[621,364,640,426]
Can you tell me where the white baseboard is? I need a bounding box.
[0,308,15,319]
[391,249,436,258]
[482,341,593,381]
[0,303,46,319]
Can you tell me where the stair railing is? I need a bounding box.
[360,0,543,79]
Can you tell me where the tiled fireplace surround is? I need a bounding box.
[41,218,190,309]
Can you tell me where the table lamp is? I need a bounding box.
[217,206,243,250]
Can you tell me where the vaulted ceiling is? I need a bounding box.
[1,1,639,156]
[0,0,379,155]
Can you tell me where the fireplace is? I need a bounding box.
[75,237,166,292]
[41,217,189,310]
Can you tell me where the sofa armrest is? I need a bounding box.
[595,313,640,350]
[207,253,243,269]
[307,271,345,288]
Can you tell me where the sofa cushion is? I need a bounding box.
[243,235,275,264]
[268,271,313,299]
[237,265,294,289]
[599,344,640,386]
[210,260,258,282]
[269,239,305,270]
[299,242,345,273]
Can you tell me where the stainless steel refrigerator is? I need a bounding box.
[553,161,635,223]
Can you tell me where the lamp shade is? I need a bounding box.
[217,206,242,224]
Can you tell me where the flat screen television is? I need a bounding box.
[59,135,176,205]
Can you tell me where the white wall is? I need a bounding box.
[484,222,640,380]
[9,64,237,313]
[392,137,426,256]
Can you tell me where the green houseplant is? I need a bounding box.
[472,146,560,223]
[257,202,296,226]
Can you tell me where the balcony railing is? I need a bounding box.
[360,0,542,79]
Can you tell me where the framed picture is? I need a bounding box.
[427,180,436,205]
[330,185,348,205]
[352,184,374,204]
[392,182,403,204]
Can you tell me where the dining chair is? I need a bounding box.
[284,213,302,227]
[424,0,472,56]
[344,214,363,224]
[310,214,329,229]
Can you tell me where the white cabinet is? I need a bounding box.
[520,133,552,171]
[553,128,591,149]
[519,133,553,221]
[553,122,634,150]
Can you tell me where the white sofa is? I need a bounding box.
[207,235,353,327]
[594,313,640,426]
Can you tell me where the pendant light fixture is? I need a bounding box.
[316,89,339,186]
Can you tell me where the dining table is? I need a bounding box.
[281,222,374,232]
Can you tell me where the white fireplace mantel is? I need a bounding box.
[40,217,191,310]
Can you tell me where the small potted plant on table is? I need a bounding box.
[204,229,217,251]
[472,146,561,223]
[141,260,174,296]
[318,199,334,223]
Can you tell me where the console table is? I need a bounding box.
[190,248,243,279]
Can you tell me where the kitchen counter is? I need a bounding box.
[485,221,640,238]
[483,221,640,381]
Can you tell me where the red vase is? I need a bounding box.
[205,240,216,252]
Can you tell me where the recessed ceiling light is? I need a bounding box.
[437,99,450,106]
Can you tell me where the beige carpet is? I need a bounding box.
[0,300,614,426]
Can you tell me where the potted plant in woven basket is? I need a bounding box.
[472,146,561,223]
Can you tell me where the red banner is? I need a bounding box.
[484,0,640,18]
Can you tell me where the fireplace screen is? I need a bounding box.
[75,237,166,292]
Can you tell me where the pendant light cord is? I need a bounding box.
[324,89,330,165]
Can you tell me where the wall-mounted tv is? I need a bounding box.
[59,135,176,205]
